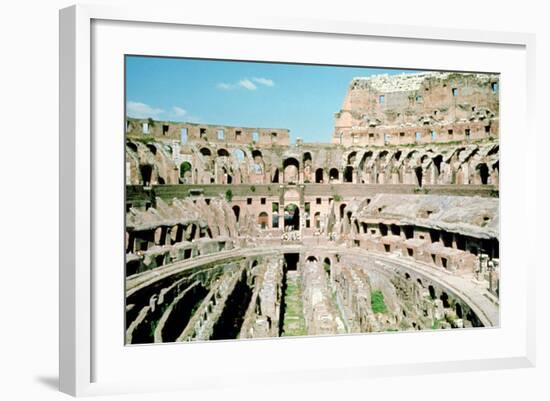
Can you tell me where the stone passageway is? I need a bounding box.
[281,271,307,336]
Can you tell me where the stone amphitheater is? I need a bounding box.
[125,71,500,344]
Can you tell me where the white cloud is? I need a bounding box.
[252,77,275,87]
[172,106,187,117]
[126,101,164,118]
[217,77,274,91]
[238,79,257,90]
[217,82,235,90]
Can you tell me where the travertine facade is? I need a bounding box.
[125,72,500,344]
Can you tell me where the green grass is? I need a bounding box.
[282,275,307,336]
[431,319,442,330]
[371,290,388,314]
[225,189,233,203]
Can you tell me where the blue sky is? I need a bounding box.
[125,56,417,143]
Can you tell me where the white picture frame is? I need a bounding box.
[59,4,536,397]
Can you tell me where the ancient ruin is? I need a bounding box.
[125,71,500,344]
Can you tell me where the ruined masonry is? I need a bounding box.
[125,72,500,343]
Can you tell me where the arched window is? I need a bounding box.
[283,158,300,184]
[315,168,324,183]
[232,205,240,222]
[258,212,269,229]
[329,168,339,182]
[217,148,229,157]
[343,166,353,183]
[233,149,245,162]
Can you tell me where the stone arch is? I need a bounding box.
[306,255,318,262]
[455,303,463,319]
[199,147,212,157]
[347,151,357,165]
[126,141,138,153]
[415,166,423,187]
[232,148,246,162]
[258,212,269,229]
[432,155,443,181]
[271,167,280,183]
[232,205,240,222]
[283,157,300,184]
[343,166,354,183]
[476,163,489,185]
[428,285,436,300]
[339,203,347,219]
[329,168,339,182]
[314,211,321,229]
[284,203,300,230]
[179,162,192,181]
[217,148,229,157]
[315,168,324,183]
[139,165,153,186]
[359,151,373,170]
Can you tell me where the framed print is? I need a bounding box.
[59,4,536,397]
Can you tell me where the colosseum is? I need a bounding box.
[125,71,500,344]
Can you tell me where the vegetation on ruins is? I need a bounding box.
[371,290,388,314]
[124,71,499,343]
[225,189,233,203]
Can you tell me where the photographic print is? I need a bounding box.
[124,56,499,344]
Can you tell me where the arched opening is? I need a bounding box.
[258,212,269,229]
[158,177,165,185]
[339,204,347,219]
[487,144,499,156]
[432,155,443,178]
[314,212,321,229]
[232,205,240,222]
[306,256,318,263]
[347,151,357,165]
[455,303,463,319]
[359,151,373,171]
[415,166,423,187]
[379,223,388,236]
[233,149,244,163]
[477,163,489,185]
[179,162,192,181]
[126,142,138,153]
[440,292,450,308]
[315,168,324,183]
[284,204,300,231]
[329,168,339,182]
[252,149,263,160]
[140,165,152,186]
[303,152,312,164]
[343,166,353,183]
[283,158,300,184]
[271,168,279,183]
[390,224,400,236]
[233,149,245,162]
[428,285,436,300]
[217,148,229,157]
[146,144,157,155]
[323,257,331,276]
[200,147,212,157]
